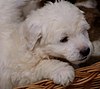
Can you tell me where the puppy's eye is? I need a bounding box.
[60,36,68,43]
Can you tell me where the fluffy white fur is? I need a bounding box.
[0,0,93,89]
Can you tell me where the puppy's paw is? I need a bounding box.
[50,65,75,86]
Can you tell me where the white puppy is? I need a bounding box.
[0,0,93,89]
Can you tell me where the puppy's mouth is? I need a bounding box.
[49,56,87,62]
[81,56,87,61]
[49,56,68,62]
[49,56,88,68]
[70,56,88,65]
[49,56,77,68]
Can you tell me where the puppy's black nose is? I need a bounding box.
[80,47,90,57]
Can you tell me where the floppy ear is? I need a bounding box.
[23,23,42,51]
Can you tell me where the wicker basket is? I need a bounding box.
[14,61,100,89]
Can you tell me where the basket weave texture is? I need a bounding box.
[14,62,100,89]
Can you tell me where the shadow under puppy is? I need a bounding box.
[0,0,93,89]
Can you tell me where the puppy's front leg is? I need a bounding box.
[36,60,75,86]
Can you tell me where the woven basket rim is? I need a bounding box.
[14,62,100,89]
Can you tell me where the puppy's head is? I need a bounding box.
[24,0,93,64]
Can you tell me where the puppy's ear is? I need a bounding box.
[22,23,42,51]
